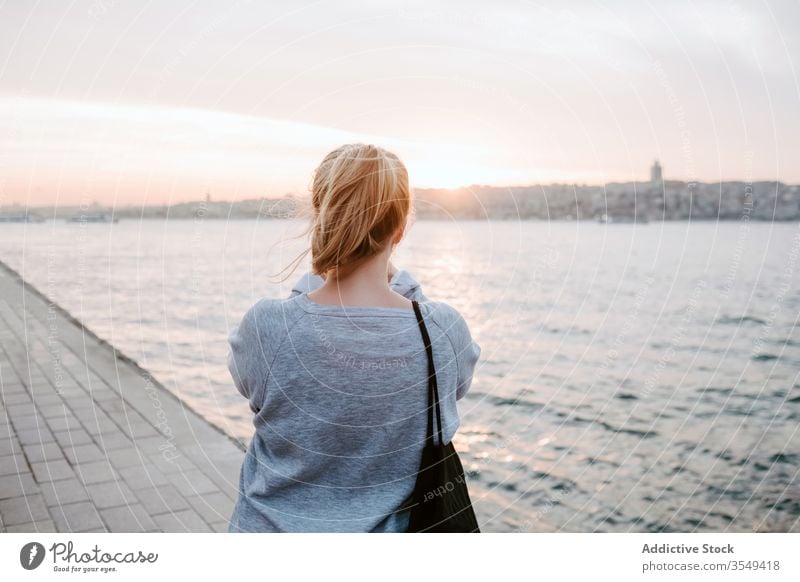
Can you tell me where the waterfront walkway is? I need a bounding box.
[0,261,245,532]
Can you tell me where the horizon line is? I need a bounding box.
[2,177,797,209]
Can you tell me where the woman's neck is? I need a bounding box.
[308,253,411,308]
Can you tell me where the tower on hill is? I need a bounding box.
[650,160,663,185]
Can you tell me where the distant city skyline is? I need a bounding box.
[2,0,799,205]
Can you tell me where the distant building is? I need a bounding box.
[0,210,44,223]
[650,160,663,185]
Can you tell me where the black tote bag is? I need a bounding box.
[405,300,480,533]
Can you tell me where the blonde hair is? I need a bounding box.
[278,143,411,281]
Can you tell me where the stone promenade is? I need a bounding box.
[0,260,245,532]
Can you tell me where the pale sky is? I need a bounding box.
[1,0,798,205]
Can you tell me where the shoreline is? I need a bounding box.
[0,258,244,532]
[0,258,246,454]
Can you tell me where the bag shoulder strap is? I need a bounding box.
[412,300,444,446]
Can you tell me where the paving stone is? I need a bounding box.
[0,472,36,500]
[117,465,169,490]
[67,396,99,410]
[15,428,55,446]
[74,407,111,423]
[85,481,137,509]
[53,429,92,447]
[76,460,119,485]
[63,443,106,465]
[33,395,67,407]
[83,419,119,436]
[7,404,38,418]
[0,383,26,395]
[30,382,59,396]
[107,448,148,469]
[0,453,27,476]
[186,492,235,524]
[93,389,122,402]
[51,501,105,532]
[2,392,33,405]
[39,479,90,507]
[168,469,220,496]
[133,436,174,456]
[7,412,36,431]
[0,437,21,456]
[100,504,157,532]
[30,459,76,483]
[96,432,132,450]
[135,484,190,516]
[37,404,71,419]
[148,451,196,474]
[153,509,211,533]
[46,415,82,433]
[0,494,50,526]
[6,519,57,532]
[202,459,242,497]
[126,423,161,439]
[22,442,65,464]
[57,388,86,400]
[106,409,147,427]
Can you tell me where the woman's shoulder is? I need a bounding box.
[236,295,308,336]
[419,300,472,338]
[420,300,480,393]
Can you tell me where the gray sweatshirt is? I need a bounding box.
[227,270,481,532]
